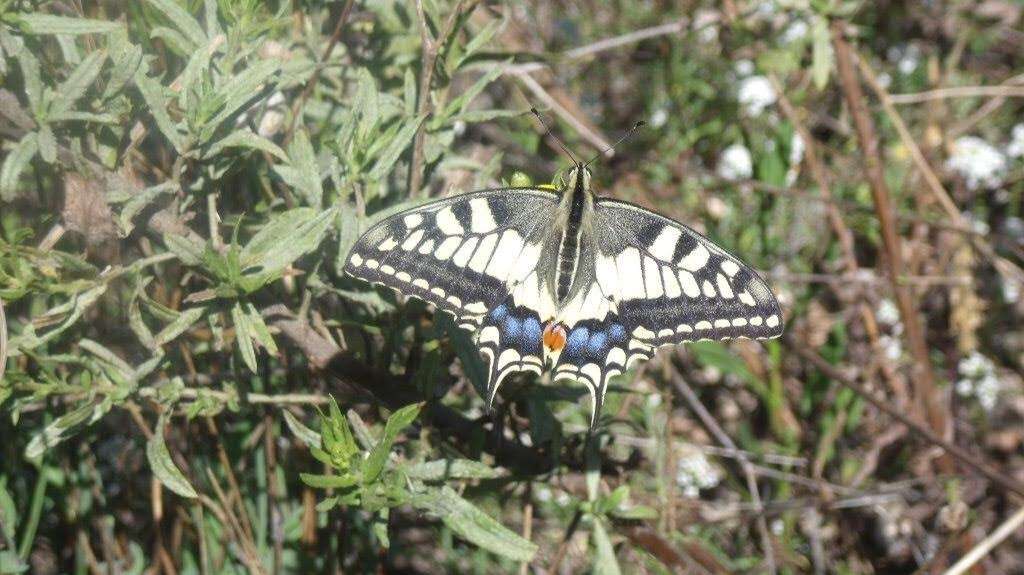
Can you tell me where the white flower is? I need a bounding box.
[897,45,921,75]
[738,76,777,116]
[877,299,900,325]
[675,450,721,498]
[646,393,663,408]
[946,136,1007,190]
[650,108,669,128]
[734,59,755,77]
[788,133,805,166]
[693,10,719,43]
[1007,124,1024,158]
[876,72,893,90]
[962,212,990,235]
[1003,276,1020,303]
[781,19,809,43]
[957,352,1002,411]
[718,144,753,181]
[879,335,902,361]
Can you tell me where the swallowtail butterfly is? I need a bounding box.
[345,139,783,430]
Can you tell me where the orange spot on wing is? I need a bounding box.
[543,322,567,351]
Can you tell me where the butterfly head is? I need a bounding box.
[564,163,593,196]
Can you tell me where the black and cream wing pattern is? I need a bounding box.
[344,188,563,403]
[345,166,783,430]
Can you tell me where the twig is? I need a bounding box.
[889,84,1024,104]
[789,341,1024,500]
[855,50,1024,289]
[669,366,777,575]
[943,506,1024,575]
[408,0,470,198]
[0,296,6,384]
[832,22,948,441]
[504,18,689,76]
[283,0,356,146]
[516,73,611,152]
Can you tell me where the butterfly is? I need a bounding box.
[345,131,783,430]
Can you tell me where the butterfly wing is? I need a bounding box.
[344,188,561,403]
[551,198,783,429]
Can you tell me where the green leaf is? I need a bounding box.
[334,204,361,275]
[273,129,321,206]
[413,486,537,562]
[591,519,622,575]
[811,15,833,91]
[0,132,38,201]
[200,60,280,142]
[205,129,288,162]
[163,233,204,266]
[367,114,426,181]
[144,0,207,50]
[19,14,122,35]
[118,182,178,235]
[243,301,277,355]
[231,301,258,373]
[24,401,110,461]
[146,411,199,498]
[50,50,106,116]
[36,124,56,164]
[404,459,502,481]
[153,306,206,347]
[0,550,28,574]
[134,67,186,153]
[282,409,321,449]
[299,473,359,489]
[0,479,20,542]
[363,402,423,484]
[240,206,337,281]
[14,42,43,112]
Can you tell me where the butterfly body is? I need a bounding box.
[345,163,782,429]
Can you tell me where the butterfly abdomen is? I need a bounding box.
[554,166,592,303]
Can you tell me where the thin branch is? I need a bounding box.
[408,0,470,198]
[832,22,949,442]
[943,506,1024,575]
[283,0,356,146]
[669,365,777,575]
[516,73,611,152]
[789,341,1024,500]
[889,84,1024,104]
[504,18,689,76]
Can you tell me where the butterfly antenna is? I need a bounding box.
[531,107,580,165]
[584,120,645,167]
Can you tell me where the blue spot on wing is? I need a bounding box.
[503,316,521,339]
[521,317,542,348]
[565,327,590,356]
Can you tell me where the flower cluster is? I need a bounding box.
[956,352,1001,411]
[675,449,722,498]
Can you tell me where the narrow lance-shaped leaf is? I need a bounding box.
[144,0,207,50]
[412,486,538,562]
[50,49,106,116]
[591,519,623,575]
[367,114,426,181]
[153,306,207,347]
[19,14,122,36]
[240,206,338,282]
[231,301,258,373]
[362,402,423,483]
[0,132,38,201]
[146,411,199,498]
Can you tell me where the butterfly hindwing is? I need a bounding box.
[592,198,783,346]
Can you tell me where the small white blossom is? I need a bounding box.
[650,108,669,128]
[646,393,663,408]
[957,352,1002,411]
[877,299,900,326]
[693,10,719,43]
[734,59,755,77]
[738,76,777,116]
[788,133,805,166]
[675,450,721,498]
[962,212,990,235]
[718,144,753,181]
[781,19,809,43]
[876,72,893,90]
[897,45,921,75]
[1003,276,1021,303]
[1007,124,1024,158]
[946,137,1008,190]
[879,335,902,361]
[771,519,785,535]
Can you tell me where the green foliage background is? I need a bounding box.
[1,0,1023,573]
